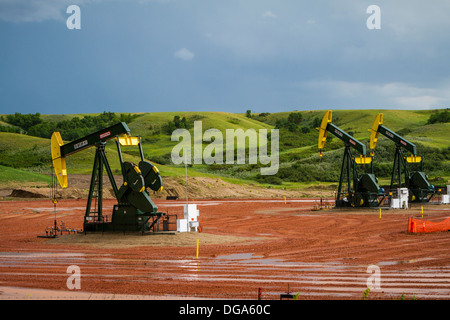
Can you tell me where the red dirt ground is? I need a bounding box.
[0,197,449,300]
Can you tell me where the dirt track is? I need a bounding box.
[0,197,449,300]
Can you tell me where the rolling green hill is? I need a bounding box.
[0,109,448,190]
[0,165,52,186]
[126,111,273,159]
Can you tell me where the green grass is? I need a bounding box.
[0,132,50,169]
[404,123,450,149]
[0,165,52,185]
[129,111,274,158]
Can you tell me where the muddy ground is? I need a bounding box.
[0,186,449,300]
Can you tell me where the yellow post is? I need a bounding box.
[284,196,286,204]
[196,238,199,259]
[379,208,381,219]
[421,206,423,218]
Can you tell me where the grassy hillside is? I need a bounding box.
[0,165,52,186]
[127,111,273,159]
[0,109,448,190]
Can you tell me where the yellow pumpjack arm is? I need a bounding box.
[317,110,371,163]
[369,113,421,162]
[50,122,134,188]
[51,132,68,188]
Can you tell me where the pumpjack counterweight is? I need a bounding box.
[51,122,164,233]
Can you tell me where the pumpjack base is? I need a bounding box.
[83,208,167,234]
[83,220,161,233]
[410,190,435,203]
[37,235,57,239]
[335,192,385,208]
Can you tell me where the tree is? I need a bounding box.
[286,112,303,132]
[312,116,321,128]
[287,112,302,125]
[4,113,42,131]
[27,122,56,139]
[427,109,449,124]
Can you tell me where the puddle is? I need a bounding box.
[293,214,329,217]
[211,255,361,270]
[0,252,85,259]
[214,253,290,267]
[216,253,263,260]
[378,257,436,266]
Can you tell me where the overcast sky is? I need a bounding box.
[1,0,449,115]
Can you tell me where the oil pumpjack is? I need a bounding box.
[318,110,385,207]
[369,113,435,202]
[51,122,164,232]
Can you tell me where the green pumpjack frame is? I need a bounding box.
[327,123,385,208]
[53,122,164,233]
[372,120,435,203]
